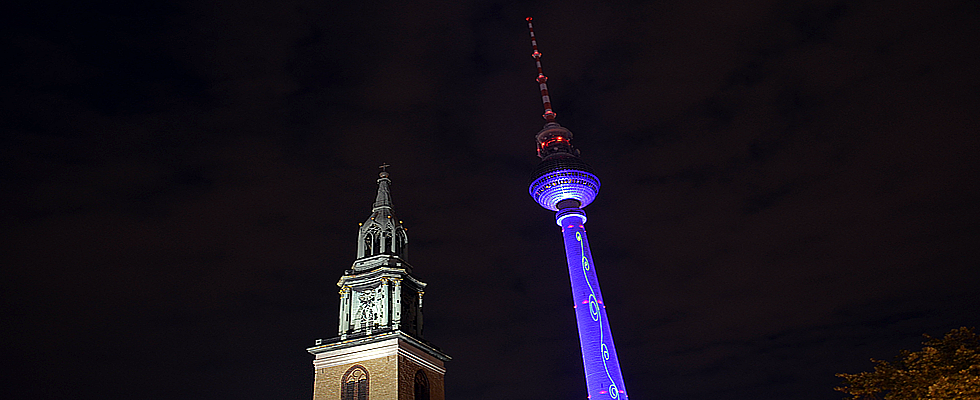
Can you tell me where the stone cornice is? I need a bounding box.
[337,266,426,289]
[308,331,450,371]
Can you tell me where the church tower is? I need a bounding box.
[308,169,450,400]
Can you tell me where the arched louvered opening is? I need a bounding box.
[363,234,372,257]
[398,230,408,258]
[413,369,429,400]
[342,365,369,400]
[394,232,403,256]
[383,231,393,254]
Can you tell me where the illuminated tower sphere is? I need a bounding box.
[308,168,450,400]
[525,18,628,400]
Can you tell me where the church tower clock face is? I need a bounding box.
[354,290,378,330]
[308,169,449,400]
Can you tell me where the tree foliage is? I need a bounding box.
[836,327,980,400]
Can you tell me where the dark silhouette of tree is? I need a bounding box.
[836,327,980,399]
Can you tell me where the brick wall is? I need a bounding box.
[310,337,447,400]
[397,354,445,400]
[313,356,398,400]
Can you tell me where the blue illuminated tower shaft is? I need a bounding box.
[558,208,628,400]
[525,16,628,399]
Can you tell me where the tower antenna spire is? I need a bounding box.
[527,17,556,122]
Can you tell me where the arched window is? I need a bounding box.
[342,365,369,400]
[413,369,429,400]
[363,234,372,257]
[395,231,405,256]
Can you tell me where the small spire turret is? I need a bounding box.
[354,166,409,271]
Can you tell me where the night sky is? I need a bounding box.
[3,0,979,399]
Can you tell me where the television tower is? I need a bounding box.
[525,18,628,400]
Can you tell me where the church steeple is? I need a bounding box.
[307,138,448,400]
[309,168,449,400]
[354,167,409,270]
[335,168,425,340]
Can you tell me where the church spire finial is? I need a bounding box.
[373,164,393,211]
[527,17,556,122]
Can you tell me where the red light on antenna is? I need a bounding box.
[528,17,558,124]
